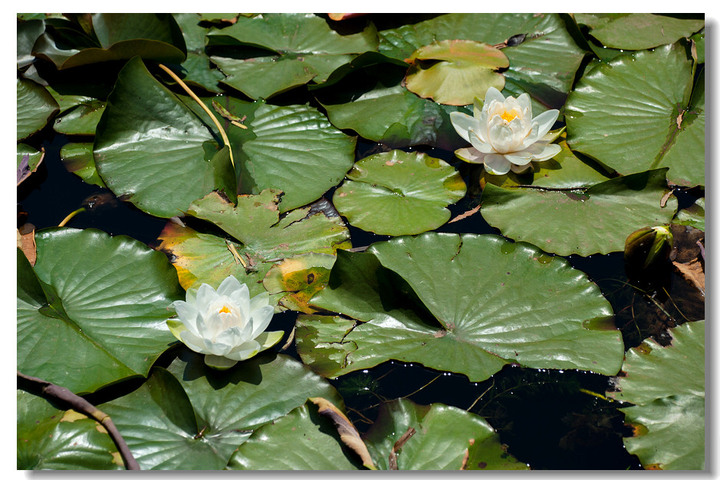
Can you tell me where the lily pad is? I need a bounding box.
[363,398,528,470]
[333,150,466,235]
[215,97,357,213]
[17,228,183,394]
[17,78,59,141]
[297,233,624,382]
[565,43,703,187]
[34,13,186,69]
[404,40,508,106]
[157,190,350,293]
[263,253,337,313]
[53,99,105,135]
[575,13,704,50]
[17,18,45,69]
[319,81,468,150]
[206,13,377,98]
[59,143,107,188]
[17,390,122,470]
[673,197,704,232]
[171,13,224,93]
[102,351,342,470]
[478,137,612,190]
[228,401,362,470]
[480,169,678,256]
[379,13,585,111]
[608,321,705,470]
[94,57,235,218]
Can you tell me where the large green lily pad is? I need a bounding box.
[297,233,624,382]
[94,57,235,218]
[480,169,678,256]
[33,13,186,69]
[17,390,122,470]
[157,189,350,293]
[574,13,704,50]
[17,78,59,141]
[379,13,585,111]
[101,352,342,470]
[214,97,356,213]
[333,150,466,236]
[53,99,105,135]
[608,321,705,470]
[404,40,508,106]
[565,43,703,187]
[363,398,528,470]
[206,13,377,98]
[17,228,183,394]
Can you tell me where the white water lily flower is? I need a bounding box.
[168,276,283,370]
[450,87,562,175]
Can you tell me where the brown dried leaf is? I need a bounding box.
[309,397,376,470]
[673,258,705,295]
[448,204,482,224]
[388,427,416,470]
[17,223,37,265]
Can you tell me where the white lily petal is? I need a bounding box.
[204,355,238,370]
[250,305,275,339]
[249,291,270,313]
[510,163,533,174]
[484,87,506,107]
[217,275,244,297]
[225,340,262,361]
[172,301,201,333]
[468,131,494,153]
[449,111,480,143]
[530,143,562,162]
[195,283,218,312]
[179,329,208,354]
[517,93,532,116]
[454,147,486,164]
[483,154,512,175]
[533,109,560,138]
[503,150,534,165]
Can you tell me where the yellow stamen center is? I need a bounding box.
[500,110,518,122]
[219,305,232,314]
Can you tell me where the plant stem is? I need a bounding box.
[17,371,140,470]
[158,64,235,169]
[58,207,86,227]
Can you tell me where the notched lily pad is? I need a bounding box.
[263,253,336,313]
[158,189,350,294]
[333,150,466,236]
[575,13,704,50]
[297,233,624,382]
[404,39,508,106]
[481,169,678,256]
[17,228,183,394]
[608,320,704,470]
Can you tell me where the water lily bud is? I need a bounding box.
[167,275,284,370]
[624,226,674,282]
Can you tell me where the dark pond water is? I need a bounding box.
[18,127,703,470]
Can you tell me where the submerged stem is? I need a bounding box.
[158,64,235,169]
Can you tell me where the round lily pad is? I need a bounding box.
[333,150,466,236]
[565,43,703,187]
[17,228,183,394]
[480,169,678,256]
[17,78,59,141]
[608,321,705,470]
[297,233,624,382]
[404,40,508,106]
